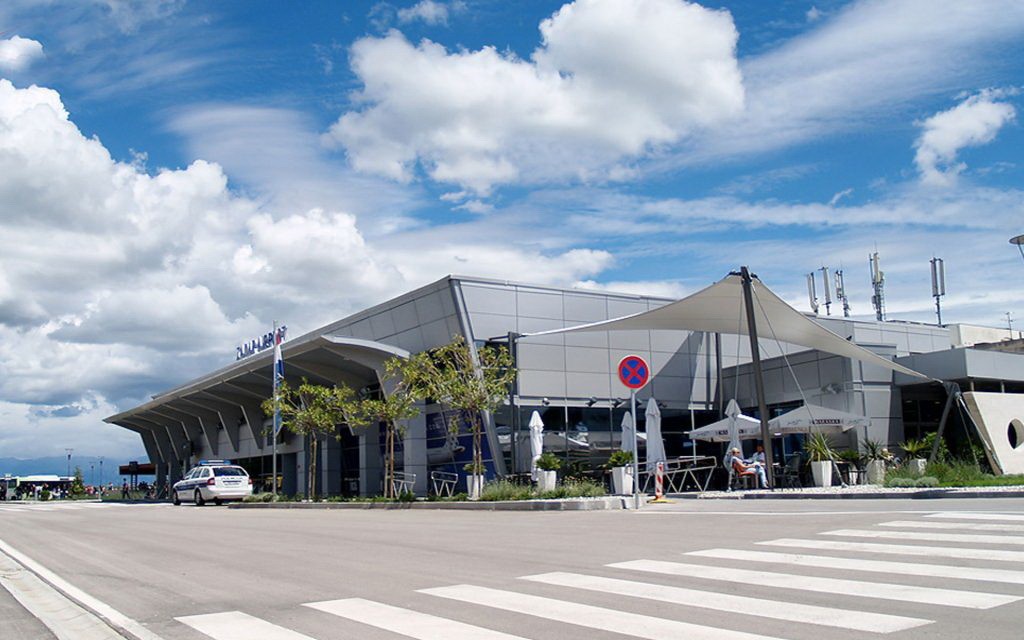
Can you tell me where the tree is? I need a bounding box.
[70,466,86,497]
[418,336,515,478]
[262,379,354,500]
[340,356,422,498]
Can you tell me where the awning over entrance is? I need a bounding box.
[528,273,929,380]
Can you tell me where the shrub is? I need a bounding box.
[805,433,835,462]
[915,476,939,488]
[540,478,606,499]
[607,450,635,467]
[40,489,51,501]
[899,438,929,459]
[535,452,562,471]
[480,480,534,501]
[888,477,916,488]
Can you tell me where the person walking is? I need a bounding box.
[121,480,130,500]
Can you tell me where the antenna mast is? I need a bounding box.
[819,266,832,316]
[806,272,819,315]
[869,252,885,322]
[930,257,946,326]
[834,269,850,317]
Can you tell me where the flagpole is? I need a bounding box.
[272,320,279,497]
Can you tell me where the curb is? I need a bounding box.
[670,489,1024,500]
[229,496,627,511]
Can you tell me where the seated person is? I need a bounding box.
[729,447,768,489]
[747,444,766,465]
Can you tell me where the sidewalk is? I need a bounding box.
[674,484,1024,500]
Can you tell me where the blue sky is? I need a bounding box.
[0,0,1022,459]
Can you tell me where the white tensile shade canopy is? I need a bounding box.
[768,404,869,435]
[644,398,667,472]
[528,273,928,380]
[529,411,544,481]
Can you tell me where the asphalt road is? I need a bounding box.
[2,498,1024,640]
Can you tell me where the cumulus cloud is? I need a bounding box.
[914,90,1017,186]
[0,35,44,72]
[327,0,744,194]
[397,1,453,26]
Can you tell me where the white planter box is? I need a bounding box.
[537,470,557,492]
[908,458,927,475]
[467,474,484,500]
[810,460,833,487]
[866,459,886,484]
[611,466,633,495]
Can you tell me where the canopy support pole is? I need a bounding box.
[929,382,959,463]
[740,267,775,489]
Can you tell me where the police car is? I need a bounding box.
[172,460,252,506]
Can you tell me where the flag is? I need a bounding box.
[273,326,285,436]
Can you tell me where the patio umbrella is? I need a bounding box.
[644,398,667,472]
[767,404,869,435]
[529,411,544,481]
[725,398,744,454]
[620,410,635,454]
[687,408,764,443]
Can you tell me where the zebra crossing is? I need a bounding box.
[0,501,169,516]
[175,510,1024,640]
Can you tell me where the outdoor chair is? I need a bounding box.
[776,454,803,489]
[723,454,756,491]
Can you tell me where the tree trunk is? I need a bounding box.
[309,436,318,501]
[385,422,395,499]
[472,412,483,477]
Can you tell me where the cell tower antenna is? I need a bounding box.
[869,251,885,322]
[930,257,946,326]
[806,272,819,315]
[819,266,832,316]
[834,269,850,317]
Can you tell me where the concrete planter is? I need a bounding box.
[466,474,484,500]
[908,458,927,475]
[866,459,886,484]
[611,466,633,495]
[810,461,833,487]
[537,470,557,492]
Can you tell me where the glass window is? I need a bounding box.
[213,467,247,477]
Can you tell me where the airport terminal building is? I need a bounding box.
[106,275,1024,496]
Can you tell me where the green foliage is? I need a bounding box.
[884,460,1024,487]
[899,438,929,459]
[921,432,950,462]
[535,452,562,471]
[860,438,887,461]
[888,476,939,488]
[539,479,606,499]
[836,449,862,465]
[263,379,356,500]
[414,336,516,480]
[70,467,86,496]
[805,433,835,462]
[40,489,51,501]
[242,492,285,503]
[607,450,635,467]
[463,461,485,474]
[480,480,535,501]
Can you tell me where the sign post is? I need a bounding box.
[618,355,650,510]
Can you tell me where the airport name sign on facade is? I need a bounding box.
[236,325,287,361]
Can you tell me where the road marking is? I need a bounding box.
[824,529,1024,545]
[0,549,124,639]
[607,559,1017,609]
[420,584,786,640]
[177,611,315,640]
[760,538,1024,562]
[927,512,1024,522]
[305,597,529,639]
[0,538,165,640]
[520,571,929,633]
[880,520,1024,533]
[688,548,1024,585]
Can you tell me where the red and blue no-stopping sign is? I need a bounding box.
[618,355,650,390]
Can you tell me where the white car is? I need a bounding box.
[172,461,252,506]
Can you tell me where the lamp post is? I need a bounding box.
[65,448,73,478]
[99,457,104,487]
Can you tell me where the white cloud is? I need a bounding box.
[0,35,44,72]
[397,1,451,26]
[327,0,743,194]
[914,90,1017,186]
